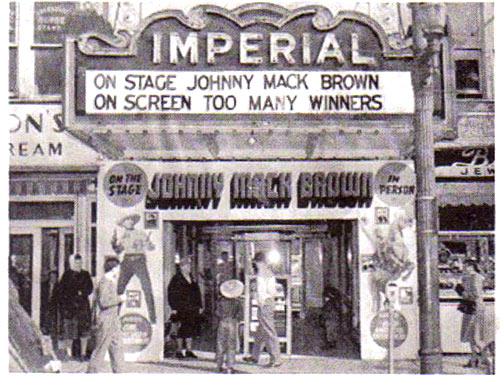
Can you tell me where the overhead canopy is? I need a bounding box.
[436,182,495,207]
[67,127,414,161]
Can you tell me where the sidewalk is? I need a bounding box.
[61,352,490,374]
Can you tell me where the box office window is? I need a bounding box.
[9,202,74,220]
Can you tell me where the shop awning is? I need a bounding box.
[436,182,495,207]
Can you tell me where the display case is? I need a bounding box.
[438,232,495,353]
[244,275,292,356]
[438,232,495,296]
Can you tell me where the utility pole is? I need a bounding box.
[410,3,446,374]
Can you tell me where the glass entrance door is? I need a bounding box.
[39,227,74,334]
[9,225,74,327]
[9,233,35,315]
[234,233,293,356]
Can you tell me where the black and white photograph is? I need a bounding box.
[6,0,496,375]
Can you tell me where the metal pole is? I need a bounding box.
[388,301,394,374]
[410,3,444,374]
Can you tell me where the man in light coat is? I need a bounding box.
[243,252,282,367]
[87,257,126,373]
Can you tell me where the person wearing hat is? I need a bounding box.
[243,252,282,367]
[167,256,203,359]
[111,213,156,324]
[88,257,126,373]
[215,279,244,373]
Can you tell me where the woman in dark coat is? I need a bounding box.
[168,257,203,359]
[58,254,93,360]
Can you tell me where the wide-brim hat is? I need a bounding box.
[117,213,141,228]
[220,279,244,299]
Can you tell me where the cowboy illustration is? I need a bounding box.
[111,214,156,324]
[360,215,415,312]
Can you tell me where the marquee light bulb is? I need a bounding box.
[267,249,281,264]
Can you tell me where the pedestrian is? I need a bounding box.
[40,270,61,350]
[87,257,126,373]
[111,213,157,324]
[167,256,203,359]
[320,286,342,349]
[58,254,93,360]
[9,253,32,315]
[215,279,243,374]
[243,252,282,368]
[459,259,486,368]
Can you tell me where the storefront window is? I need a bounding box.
[9,234,33,315]
[455,59,482,98]
[438,234,495,293]
[439,205,494,231]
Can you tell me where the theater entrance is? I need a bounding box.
[164,220,360,358]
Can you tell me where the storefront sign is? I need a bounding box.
[67,4,414,126]
[231,172,292,208]
[120,313,153,352]
[374,162,415,207]
[435,148,495,178]
[34,2,111,44]
[104,163,149,207]
[85,70,413,114]
[144,169,375,210]
[370,310,408,348]
[298,171,373,208]
[146,172,224,209]
[9,104,100,166]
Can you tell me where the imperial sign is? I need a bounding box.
[66,4,414,124]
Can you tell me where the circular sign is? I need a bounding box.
[103,163,148,207]
[120,313,153,352]
[370,310,408,348]
[374,163,416,207]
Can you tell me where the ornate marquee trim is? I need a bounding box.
[77,3,412,57]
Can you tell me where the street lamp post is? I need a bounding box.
[410,3,446,374]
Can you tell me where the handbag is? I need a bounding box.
[457,299,476,314]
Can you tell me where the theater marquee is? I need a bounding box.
[85,70,413,114]
[65,4,415,126]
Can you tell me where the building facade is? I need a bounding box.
[8,1,495,364]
